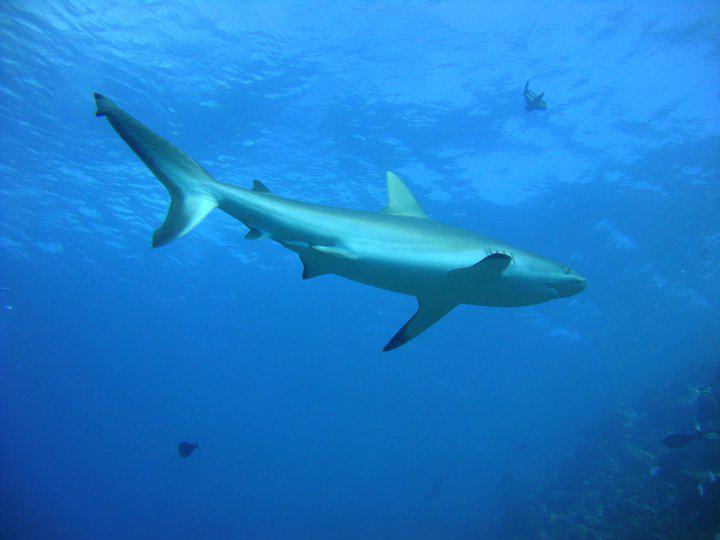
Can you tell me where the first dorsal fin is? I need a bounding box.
[252,180,271,193]
[382,171,427,219]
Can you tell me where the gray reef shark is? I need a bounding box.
[94,93,586,351]
[524,80,547,112]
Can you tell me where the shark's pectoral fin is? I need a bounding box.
[529,93,545,109]
[382,171,428,219]
[383,298,456,352]
[449,252,512,280]
[251,180,271,193]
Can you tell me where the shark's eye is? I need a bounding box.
[563,266,571,274]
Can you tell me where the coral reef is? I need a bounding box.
[485,362,720,539]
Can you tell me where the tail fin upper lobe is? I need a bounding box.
[93,92,220,247]
[93,92,114,117]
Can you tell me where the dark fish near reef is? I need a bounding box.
[662,432,702,448]
[177,441,199,458]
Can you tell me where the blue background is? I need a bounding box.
[1,1,718,538]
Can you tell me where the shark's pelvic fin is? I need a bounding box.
[450,252,512,279]
[311,244,357,260]
[252,180,271,193]
[93,92,221,248]
[383,171,428,219]
[245,227,270,241]
[383,297,456,351]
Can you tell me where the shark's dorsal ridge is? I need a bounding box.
[383,171,427,219]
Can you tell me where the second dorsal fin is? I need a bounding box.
[382,171,427,219]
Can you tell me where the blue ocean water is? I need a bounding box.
[1,1,718,538]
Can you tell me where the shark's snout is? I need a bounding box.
[551,273,587,298]
[574,276,588,293]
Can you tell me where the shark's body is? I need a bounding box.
[94,93,585,350]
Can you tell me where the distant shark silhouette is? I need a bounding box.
[523,80,547,112]
[94,93,585,351]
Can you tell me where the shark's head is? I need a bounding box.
[526,256,587,300]
[491,253,586,306]
[548,263,586,298]
[458,251,587,307]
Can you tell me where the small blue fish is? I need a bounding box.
[177,441,199,458]
[649,465,660,477]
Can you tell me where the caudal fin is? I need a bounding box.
[152,194,217,248]
[93,92,115,117]
[93,92,220,247]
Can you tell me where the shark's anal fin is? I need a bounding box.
[299,254,329,280]
[449,252,512,280]
[296,244,353,279]
[252,180,271,193]
[382,171,427,219]
[383,298,456,352]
